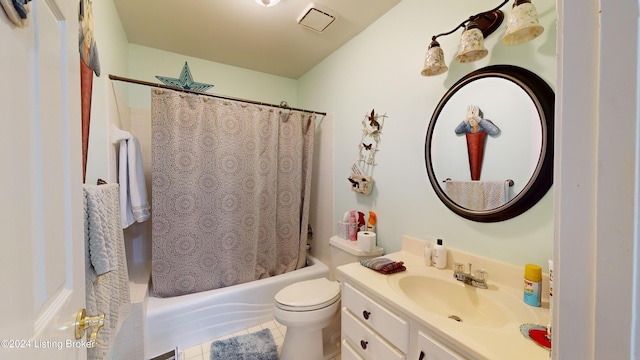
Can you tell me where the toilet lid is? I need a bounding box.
[275,278,340,312]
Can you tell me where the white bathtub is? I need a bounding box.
[145,255,329,358]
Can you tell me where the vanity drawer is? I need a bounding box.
[342,308,405,360]
[342,339,365,360]
[417,331,467,360]
[343,282,409,352]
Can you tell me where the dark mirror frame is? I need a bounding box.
[425,65,554,222]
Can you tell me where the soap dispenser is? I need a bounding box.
[432,239,447,269]
[424,241,432,266]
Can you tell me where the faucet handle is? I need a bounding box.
[475,269,488,282]
[454,262,464,274]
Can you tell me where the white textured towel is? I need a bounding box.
[84,184,120,275]
[119,136,150,228]
[445,180,484,210]
[445,180,510,211]
[482,180,509,210]
[84,184,131,360]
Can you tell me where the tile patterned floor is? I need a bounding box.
[181,319,341,360]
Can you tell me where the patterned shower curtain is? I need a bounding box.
[150,89,315,298]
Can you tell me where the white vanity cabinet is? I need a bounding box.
[337,240,552,360]
[341,280,469,360]
[341,339,366,360]
[342,282,408,359]
[416,331,466,360]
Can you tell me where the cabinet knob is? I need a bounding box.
[360,340,368,350]
[362,310,371,320]
[419,350,425,360]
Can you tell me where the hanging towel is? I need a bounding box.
[444,180,485,210]
[119,136,150,228]
[482,180,509,210]
[84,184,119,275]
[83,184,131,360]
[118,140,132,228]
[445,180,510,211]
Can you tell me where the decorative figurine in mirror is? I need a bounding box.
[454,105,501,180]
[348,109,387,195]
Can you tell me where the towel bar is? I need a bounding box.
[443,178,514,186]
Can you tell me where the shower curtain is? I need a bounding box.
[151,89,315,298]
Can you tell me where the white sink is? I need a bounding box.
[387,269,537,328]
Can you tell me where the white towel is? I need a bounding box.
[119,136,150,228]
[84,184,119,275]
[444,180,510,211]
[445,180,485,210]
[118,140,132,228]
[482,180,509,210]
[83,184,131,360]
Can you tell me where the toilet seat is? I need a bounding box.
[275,278,340,312]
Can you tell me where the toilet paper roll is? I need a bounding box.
[357,231,376,252]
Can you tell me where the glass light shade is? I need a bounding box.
[501,1,544,46]
[421,41,448,76]
[455,23,488,63]
[255,0,280,7]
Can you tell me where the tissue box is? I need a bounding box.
[337,221,350,240]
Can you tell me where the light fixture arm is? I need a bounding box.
[431,20,468,42]
[431,0,509,41]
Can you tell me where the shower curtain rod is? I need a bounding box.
[108,74,327,116]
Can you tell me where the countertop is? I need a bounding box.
[337,236,551,360]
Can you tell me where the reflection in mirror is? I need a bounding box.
[425,65,554,222]
[432,78,541,208]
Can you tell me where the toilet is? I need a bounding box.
[273,236,383,360]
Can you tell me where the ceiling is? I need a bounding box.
[113,0,402,79]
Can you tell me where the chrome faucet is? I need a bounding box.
[453,263,489,289]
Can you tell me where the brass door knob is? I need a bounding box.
[75,308,105,345]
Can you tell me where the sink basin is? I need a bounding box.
[387,271,536,328]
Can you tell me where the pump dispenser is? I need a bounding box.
[432,239,447,269]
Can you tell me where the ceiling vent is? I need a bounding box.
[297,4,337,33]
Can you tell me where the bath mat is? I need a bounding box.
[210,328,278,360]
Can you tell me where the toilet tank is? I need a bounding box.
[329,236,383,281]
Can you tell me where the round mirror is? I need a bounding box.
[425,65,554,222]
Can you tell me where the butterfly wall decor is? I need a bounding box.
[358,108,387,167]
[351,108,387,195]
[368,109,380,129]
[348,174,373,195]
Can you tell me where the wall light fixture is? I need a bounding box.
[255,0,281,7]
[421,0,544,77]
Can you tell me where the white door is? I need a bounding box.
[0,0,86,359]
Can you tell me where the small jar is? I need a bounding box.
[524,264,542,307]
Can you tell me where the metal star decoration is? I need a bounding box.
[155,62,214,92]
